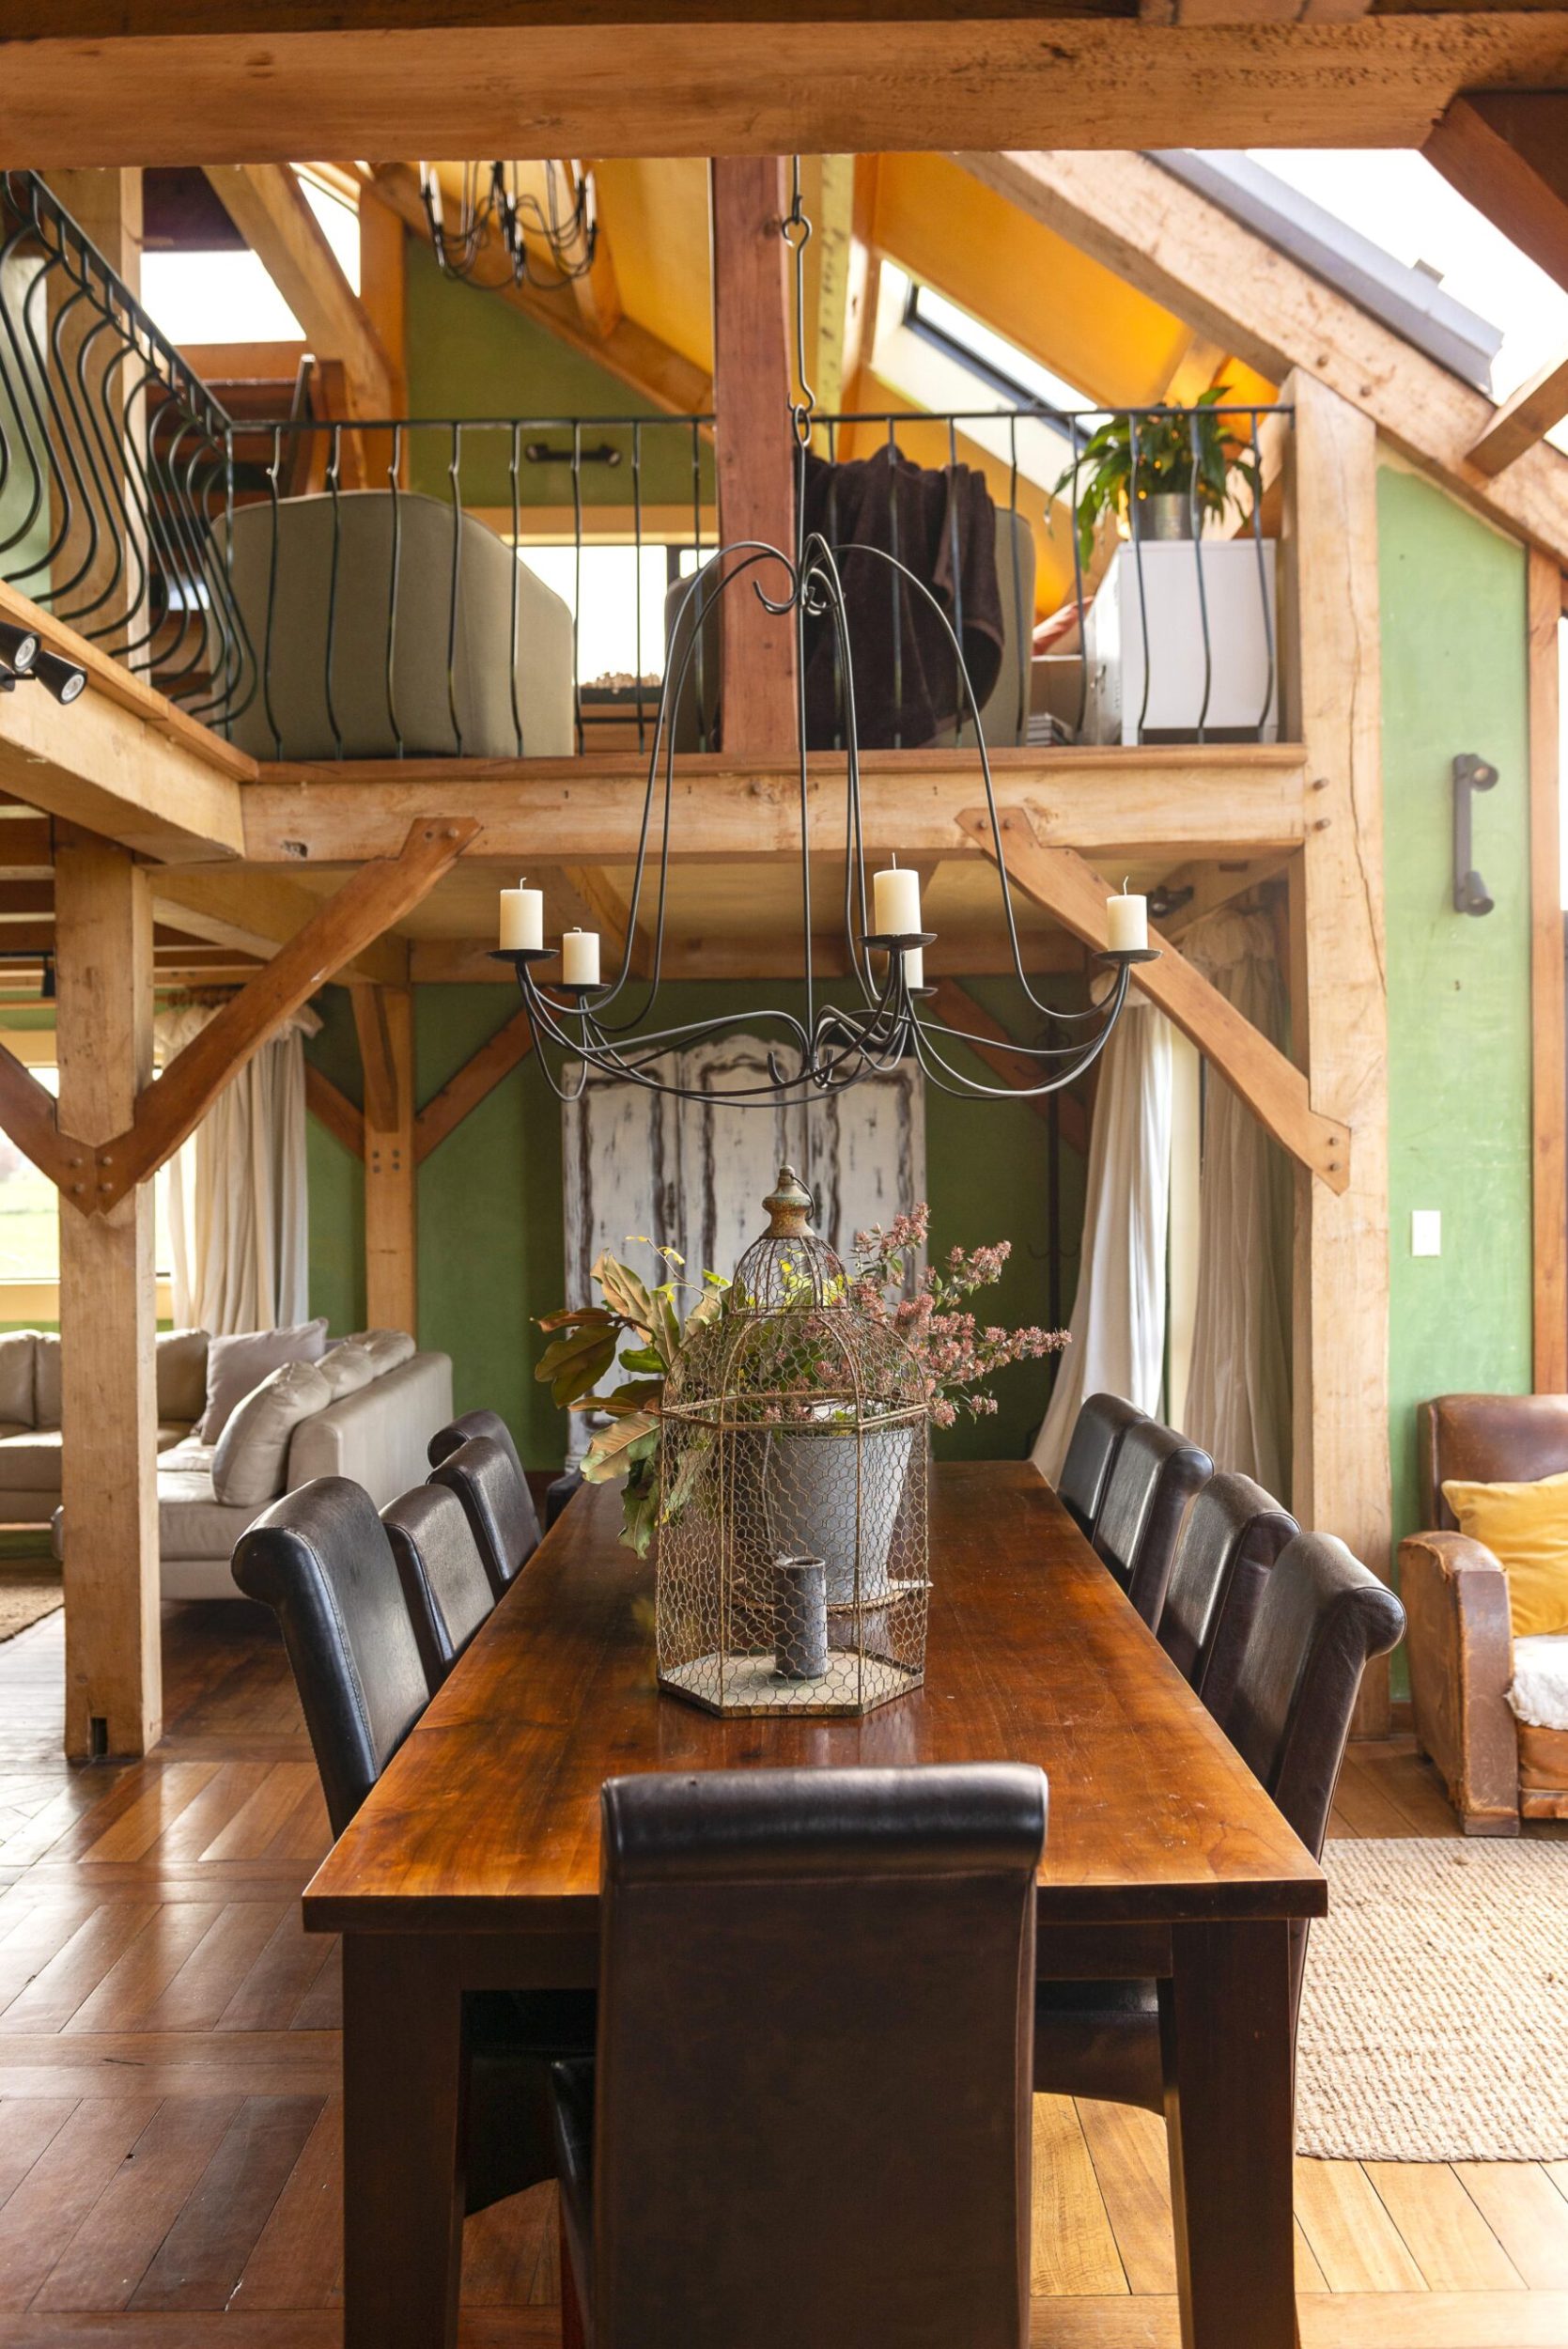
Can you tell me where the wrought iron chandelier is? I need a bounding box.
[493,163,1157,1108]
[418,161,598,291]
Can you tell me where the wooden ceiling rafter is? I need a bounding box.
[202,163,394,418]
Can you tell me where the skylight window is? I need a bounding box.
[139,174,360,348]
[904,281,1092,417]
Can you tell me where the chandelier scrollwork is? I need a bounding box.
[418,161,598,291]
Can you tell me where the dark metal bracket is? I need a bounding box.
[1452,752,1499,917]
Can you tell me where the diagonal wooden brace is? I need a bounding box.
[957,806,1349,1193]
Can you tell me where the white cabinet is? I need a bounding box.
[1083,539,1279,745]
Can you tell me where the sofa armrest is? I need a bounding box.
[1398,1530,1519,1836]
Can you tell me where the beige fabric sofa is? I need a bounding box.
[0,1328,454,1604]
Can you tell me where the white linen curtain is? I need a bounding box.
[1181,910,1292,1495]
[1032,998,1174,1484]
[154,1002,318,1336]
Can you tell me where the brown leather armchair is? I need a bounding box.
[1401,1393,1568,1836]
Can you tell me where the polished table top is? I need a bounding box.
[303,1459,1325,1937]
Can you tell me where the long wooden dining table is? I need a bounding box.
[303,1457,1325,2349]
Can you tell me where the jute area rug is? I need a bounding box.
[1296,1836,1568,2162]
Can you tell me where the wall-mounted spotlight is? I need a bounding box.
[0,619,39,676]
[30,649,86,706]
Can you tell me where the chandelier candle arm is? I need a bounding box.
[499,882,544,953]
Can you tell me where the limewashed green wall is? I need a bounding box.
[305,984,1081,1473]
[1380,464,1533,1553]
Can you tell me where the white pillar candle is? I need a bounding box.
[1106,890,1148,953]
[499,881,543,952]
[872,861,922,937]
[561,927,600,986]
[902,947,925,991]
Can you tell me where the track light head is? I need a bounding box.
[0,620,39,675]
[31,648,86,705]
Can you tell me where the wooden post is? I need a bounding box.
[54,824,160,1759]
[1281,370,1392,1734]
[709,155,798,753]
[358,986,417,1333]
[1529,548,1567,1393]
[358,181,408,489]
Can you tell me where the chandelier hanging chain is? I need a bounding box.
[491,161,1157,1105]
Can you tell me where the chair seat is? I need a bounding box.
[1033,1977,1163,2113]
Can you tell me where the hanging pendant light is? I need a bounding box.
[493,163,1157,1108]
[418,161,598,292]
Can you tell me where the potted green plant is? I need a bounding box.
[1055,387,1262,570]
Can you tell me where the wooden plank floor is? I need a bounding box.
[1,1601,1566,2348]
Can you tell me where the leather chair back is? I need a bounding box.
[1157,1470,1297,1723]
[1419,1392,1568,1530]
[1223,1531,1405,1863]
[1093,1420,1212,1628]
[382,1483,495,1692]
[1057,1393,1146,1537]
[585,1763,1046,2349]
[427,1406,525,1486]
[428,1432,541,1598]
[232,1476,427,1837]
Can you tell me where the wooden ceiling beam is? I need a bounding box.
[959,803,1348,1190]
[305,1060,365,1159]
[352,986,402,1132]
[1425,93,1568,295]
[150,866,409,988]
[203,163,394,418]
[10,18,1568,162]
[1467,349,1568,478]
[957,146,1568,570]
[413,1004,536,1163]
[366,165,710,418]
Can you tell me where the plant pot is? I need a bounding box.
[1132,490,1194,544]
[762,1422,917,1615]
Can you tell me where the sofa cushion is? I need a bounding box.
[1442,1470,1568,1638]
[154,1465,268,1562]
[0,1427,60,1490]
[157,1330,210,1426]
[34,1333,60,1429]
[348,1329,417,1377]
[318,1340,378,1402]
[1510,1634,1568,1733]
[198,1319,328,1444]
[211,1360,334,1508]
[0,1331,38,1428]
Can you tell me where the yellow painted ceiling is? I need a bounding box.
[593,159,714,374]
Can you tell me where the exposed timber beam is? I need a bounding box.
[957,804,1348,1190]
[241,745,1308,866]
[1529,547,1567,1392]
[151,867,409,988]
[203,164,393,418]
[414,1004,536,1164]
[563,864,650,980]
[553,163,623,341]
[11,18,1568,163]
[0,1041,76,1190]
[305,1060,365,1159]
[352,985,402,1133]
[926,975,1089,1156]
[361,986,416,1330]
[366,166,710,418]
[1157,851,1296,940]
[956,148,1568,571]
[407,927,1088,984]
[1467,349,1568,479]
[0,582,247,865]
[1425,94,1568,296]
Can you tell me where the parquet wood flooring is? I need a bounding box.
[0,1602,1563,2347]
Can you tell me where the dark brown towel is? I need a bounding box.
[800,447,1004,750]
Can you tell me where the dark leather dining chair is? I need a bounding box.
[1032,1530,1405,2113]
[1056,1392,1146,1537]
[382,1482,496,1693]
[1157,1470,1297,1724]
[551,1762,1048,2349]
[1093,1418,1213,1628]
[232,1477,593,2209]
[428,1430,541,1598]
[427,1405,525,1484]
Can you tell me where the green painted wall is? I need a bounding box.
[306,982,1082,1473]
[1380,464,1533,1553]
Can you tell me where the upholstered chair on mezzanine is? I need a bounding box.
[232,1476,594,2210]
[1032,1531,1405,2115]
[1157,1470,1298,1724]
[381,1482,496,1695]
[551,1763,1048,2349]
[1092,1419,1213,1629]
[1056,1392,1147,1538]
[428,1430,542,1599]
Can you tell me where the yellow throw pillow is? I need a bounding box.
[1441,1470,1568,1638]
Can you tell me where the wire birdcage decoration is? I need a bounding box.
[657,1166,929,1717]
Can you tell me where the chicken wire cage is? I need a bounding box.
[657,1165,930,1717]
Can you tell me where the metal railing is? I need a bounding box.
[0,171,1290,761]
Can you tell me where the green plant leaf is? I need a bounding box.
[582,1409,659,1483]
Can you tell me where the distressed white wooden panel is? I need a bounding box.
[805,1060,925,1292]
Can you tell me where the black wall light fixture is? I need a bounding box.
[1452,751,1499,917]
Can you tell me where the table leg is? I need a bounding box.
[342,1932,467,2349]
[1160,1918,1296,2349]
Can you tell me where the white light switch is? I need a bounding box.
[1411,1209,1442,1258]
